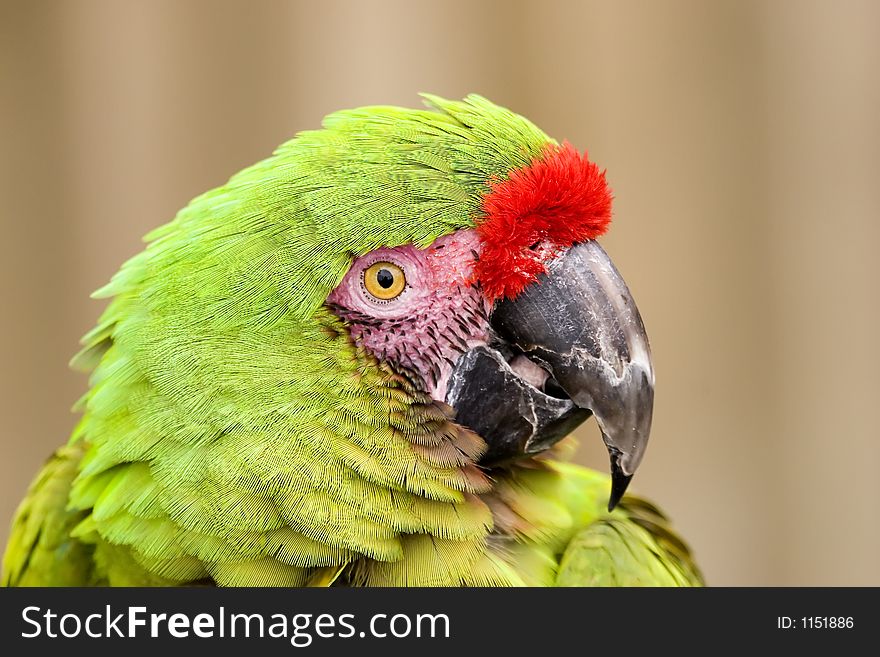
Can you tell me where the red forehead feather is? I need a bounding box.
[474,141,612,301]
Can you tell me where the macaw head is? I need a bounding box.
[324,140,653,510]
[73,95,655,585]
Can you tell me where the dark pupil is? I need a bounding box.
[376,269,395,289]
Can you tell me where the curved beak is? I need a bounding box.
[445,240,654,511]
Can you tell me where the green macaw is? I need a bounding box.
[3,95,701,587]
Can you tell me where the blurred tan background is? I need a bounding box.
[1,0,878,585]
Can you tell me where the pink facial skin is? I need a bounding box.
[326,229,492,401]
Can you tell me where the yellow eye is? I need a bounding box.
[363,261,406,300]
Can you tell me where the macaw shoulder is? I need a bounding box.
[2,442,95,586]
[498,461,703,587]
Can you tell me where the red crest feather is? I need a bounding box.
[474,142,613,301]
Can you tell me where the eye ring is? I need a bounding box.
[363,261,406,301]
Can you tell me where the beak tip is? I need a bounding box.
[607,458,633,511]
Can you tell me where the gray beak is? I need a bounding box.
[445,240,654,511]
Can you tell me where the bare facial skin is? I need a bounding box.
[326,230,491,400]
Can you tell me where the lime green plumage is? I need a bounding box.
[3,443,95,585]
[3,95,701,587]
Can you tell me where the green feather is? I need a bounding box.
[3,443,95,586]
